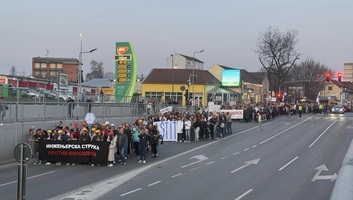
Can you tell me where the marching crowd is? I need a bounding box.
[29,101,341,167]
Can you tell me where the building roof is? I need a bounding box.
[82,78,112,87]
[331,80,353,92]
[177,54,204,63]
[143,68,220,85]
[33,57,79,64]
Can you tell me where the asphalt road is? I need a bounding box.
[0,113,352,200]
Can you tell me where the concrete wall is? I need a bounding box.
[0,116,138,165]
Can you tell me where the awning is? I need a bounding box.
[207,87,238,94]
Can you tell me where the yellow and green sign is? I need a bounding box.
[115,42,137,103]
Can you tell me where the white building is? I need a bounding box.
[166,53,204,70]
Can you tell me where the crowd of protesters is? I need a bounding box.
[29,100,345,167]
[29,118,162,167]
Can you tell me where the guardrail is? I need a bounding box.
[330,139,353,199]
[1,102,199,123]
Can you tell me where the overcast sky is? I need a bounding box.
[1,0,352,78]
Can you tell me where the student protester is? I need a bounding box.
[138,126,149,164]
[34,129,44,165]
[226,112,232,134]
[148,124,160,157]
[107,130,117,167]
[258,109,263,131]
[132,123,140,157]
[177,116,184,142]
[184,117,191,143]
[117,125,128,165]
[0,96,9,125]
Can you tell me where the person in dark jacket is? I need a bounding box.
[116,125,128,164]
[148,124,159,158]
[138,126,149,164]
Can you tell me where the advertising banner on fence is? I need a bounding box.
[221,109,244,119]
[39,141,109,165]
[153,121,178,142]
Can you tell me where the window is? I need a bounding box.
[40,63,47,68]
[57,64,62,69]
[34,63,40,68]
[50,63,56,68]
[34,71,40,75]
[328,86,333,91]
[50,71,57,76]
[41,71,46,77]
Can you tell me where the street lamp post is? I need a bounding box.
[192,50,204,108]
[77,34,97,105]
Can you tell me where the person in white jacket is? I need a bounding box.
[184,117,191,143]
[107,131,117,167]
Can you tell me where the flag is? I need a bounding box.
[316,91,320,103]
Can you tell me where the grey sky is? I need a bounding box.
[0,0,352,78]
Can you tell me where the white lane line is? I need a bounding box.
[252,145,258,148]
[233,152,240,156]
[309,120,337,148]
[148,181,161,186]
[206,161,215,165]
[278,156,299,171]
[243,148,249,151]
[235,189,253,200]
[260,119,309,144]
[120,188,142,196]
[221,156,228,160]
[49,124,266,200]
[171,173,182,178]
[0,171,56,187]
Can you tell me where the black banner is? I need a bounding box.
[39,141,109,165]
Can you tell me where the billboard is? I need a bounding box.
[58,73,68,90]
[115,42,137,103]
[222,69,240,86]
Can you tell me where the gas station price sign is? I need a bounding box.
[117,57,131,83]
[115,42,137,103]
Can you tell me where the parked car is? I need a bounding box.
[21,89,37,98]
[331,105,345,114]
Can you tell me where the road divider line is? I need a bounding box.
[120,188,142,196]
[206,161,215,165]
[148,181,161,186]
[171,173,182,178]
[243,148,249,151]
[260,119,309,145]
[278,156,299,171]
[0,171,56,187]
[235,189,253,200]
[221,156,228,160]
[252,145,258,148]
[233,152,240,156]
[309,120,337,148]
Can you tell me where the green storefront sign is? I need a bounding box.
[115,42,137,103]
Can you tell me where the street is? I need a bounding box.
[0,113,352,200]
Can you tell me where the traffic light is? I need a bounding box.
[325,73,330,82]
[277,92,282,101]
[337,72,342,82]
[184,89,189,101]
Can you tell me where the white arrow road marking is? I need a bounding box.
[231,159,260,174]
[311,164,337,182]
[181,154,209,168]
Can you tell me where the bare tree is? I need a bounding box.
[10,66,17,75]
[85,60,104,81]
[255,26,300,93]
[288,58,333,100]
[104,72,115,79]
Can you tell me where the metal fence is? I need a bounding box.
[2,102,200,123]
